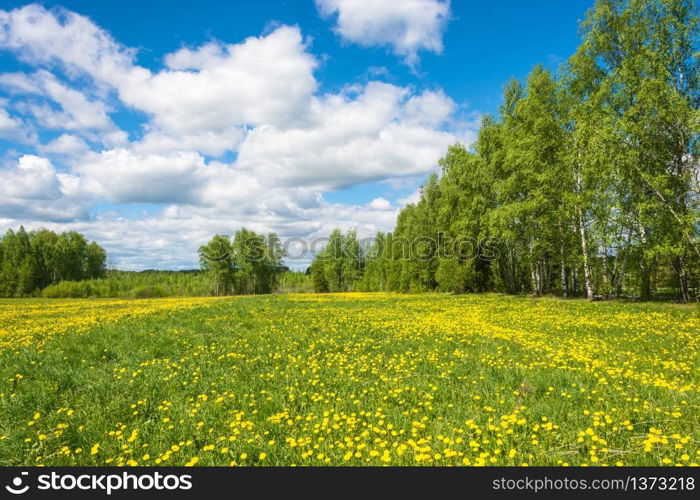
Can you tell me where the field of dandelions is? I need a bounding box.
[0,293,697,466]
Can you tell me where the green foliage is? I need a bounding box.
[199,235,235,296]
[278,271,314,293]
[199,229,286,296]
[0,227,106,297]
[40,271,209,298]
[317,0,700,302]
[37,229,288,299]
[42,281,98,299]
[309,229,363,292]
[129,285,171,299]
[311,259,329,293]
[435,258,468,294]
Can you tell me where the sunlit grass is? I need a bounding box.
[0,293,697,466]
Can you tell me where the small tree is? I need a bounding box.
[199,235,234,296]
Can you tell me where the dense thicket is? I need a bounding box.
[40,269,311,298]
[40,270,207,298]
[315,0,700,301]
[0,227,106,297]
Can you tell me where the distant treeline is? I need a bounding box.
[41,270,211,298]
[0,227,106,297]
[0,226,313,298]
[312,0,700,302]
[41,269,313,298]
[41,227,315,298]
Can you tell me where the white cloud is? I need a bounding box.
[0,154,88,221]
[0,4,141,88]
[0,154,61,200]
[0,106,23,139]
[403,89,456,127]
[133,128,245,157]
[236,82,457,189]
[122,27,318,134]
[1,7,318,150]
[0,72,40,93]
[368,197,393,210]
[36,71,113,130]
[39,133,90,155]
[0,4,466,175]
[4,70,114,131]
[0,70,127,150]
[316,0,450,66]
[76,149,208,204]
[0,99,35,142]
[0,3,477,269]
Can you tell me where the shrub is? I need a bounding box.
[42,281,95,298]
[129,285,170,299]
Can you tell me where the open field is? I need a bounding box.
[0,293,698,466]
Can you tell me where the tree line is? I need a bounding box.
[0,225,308,298]
[312,0,700,302]
[40,268,312,299]
[41,270,212,298]
[0,226,106,297]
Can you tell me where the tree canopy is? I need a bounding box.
[0,227,106,297]
[314,0,700,302]
[199,228,285,296]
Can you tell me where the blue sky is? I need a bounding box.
[0,0,593,269]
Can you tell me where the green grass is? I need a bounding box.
[0,293,697,466]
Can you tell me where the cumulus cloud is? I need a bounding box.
[0,106,24,140]
[132,128,246,157]
[2,70,114,130]
[0,6,320,152]
[0,70,128,151]
[0,155,87,221]
[316,0,450,66]
[1,8,315,131]
[66,79,463,213]
[0,4,140,87]
[236,82,457,189]
[368,197,393,210]
[0,154,61,200]
[121,27,317,136]
[0,3,475,269]
[39,133,90,155]
[0,99,35,142]
[75,149,209,204]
